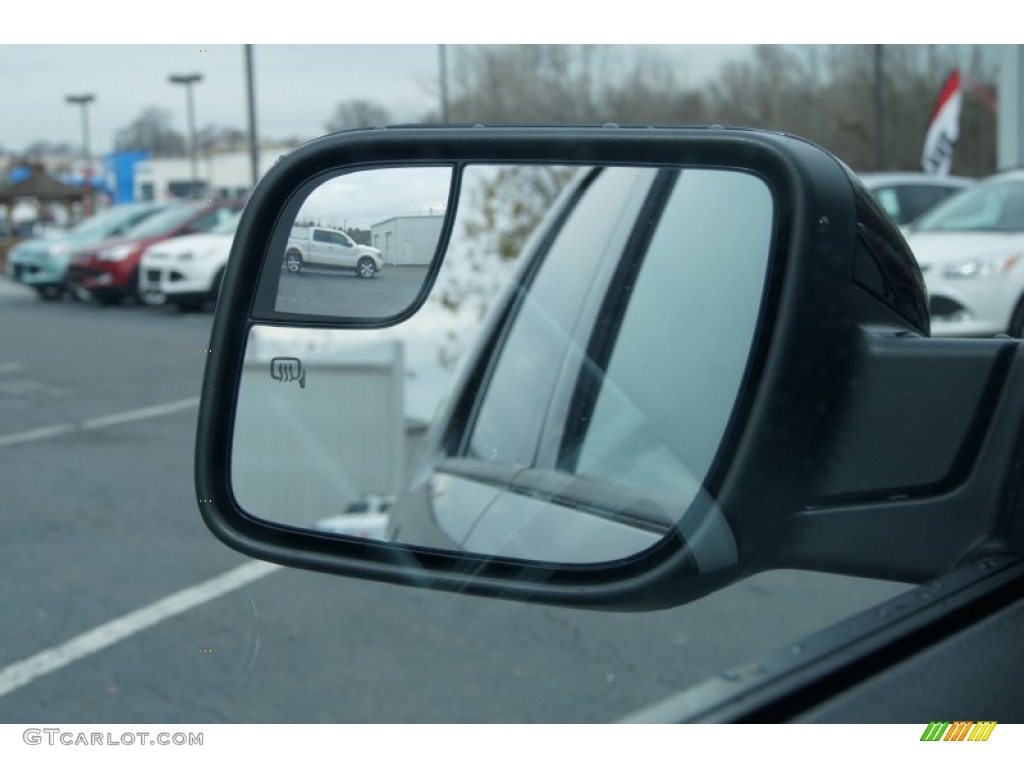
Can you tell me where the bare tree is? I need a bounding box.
[114,107,186,156]
[325,100,392,133]
[197,124,248,154]
[23,140,76,157]
[440,45,706,125]
[705,44,997,174]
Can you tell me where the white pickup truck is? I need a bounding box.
[285,225,384,278]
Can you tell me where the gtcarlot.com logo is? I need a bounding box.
[23,729,203,746]
[921,721,997,742]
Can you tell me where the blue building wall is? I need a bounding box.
[104,151,149,203]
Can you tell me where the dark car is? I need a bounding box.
[65,200,243,305]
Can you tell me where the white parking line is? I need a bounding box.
[0,560,281,699]
[0,396,200,448]
[0,362,25,374]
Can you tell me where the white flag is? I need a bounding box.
[922,70,962,176]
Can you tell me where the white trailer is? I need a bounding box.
[370,215,444,266]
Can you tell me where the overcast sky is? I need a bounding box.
[0,44,760,155]
[298,167,452,229]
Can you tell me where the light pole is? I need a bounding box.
[169,73,203,199]
[65,93,95,216]
[244,45,259,189]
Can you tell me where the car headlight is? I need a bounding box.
[942,254,1020,279]
[98,244,137,262]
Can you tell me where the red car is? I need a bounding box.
[65,200,244,305]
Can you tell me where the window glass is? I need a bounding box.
[191,208,232,232]
[123,202,205,237]
[916,179,1024,233]
[896,185,956,224]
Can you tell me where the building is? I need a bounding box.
[132,147,295,202]
[370,215,444,266]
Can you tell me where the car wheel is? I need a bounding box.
[285,250,303,273]
[356,257,377,278]
[1008,296,1024,338]
[36,285,65,301]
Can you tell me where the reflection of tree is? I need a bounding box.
[432,165,576,368]
[345,227,371,245]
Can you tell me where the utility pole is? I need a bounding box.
[169,73,203,198]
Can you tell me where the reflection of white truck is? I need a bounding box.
[285,225,384,278]
[370,215,444,266]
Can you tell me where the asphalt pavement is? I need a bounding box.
[0,278,909,722]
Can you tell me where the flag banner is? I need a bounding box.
[922,69,962,176]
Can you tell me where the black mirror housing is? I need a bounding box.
[196,126,1024,610]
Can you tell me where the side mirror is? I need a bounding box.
[196,126,1024,610]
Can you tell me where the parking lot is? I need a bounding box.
[274,264,431,318]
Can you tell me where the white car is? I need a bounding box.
[285,225,383,278]
[137,210,241,310]
[904,169,1024,338]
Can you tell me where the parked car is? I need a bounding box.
[195,126,1024,723]
[858,172,974,227]
[284,225,383,278]
[65,200,243,305]
[5,201,170,300]
[137,209,242,310]
[904,168,1024,337]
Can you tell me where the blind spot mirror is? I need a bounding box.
[257,166,454,322]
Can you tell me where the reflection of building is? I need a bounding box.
[371,215,444,266]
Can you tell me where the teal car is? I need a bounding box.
[5,201,170,300]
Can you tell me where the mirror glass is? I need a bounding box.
[232,164,775,566]
[266,166,453,319]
